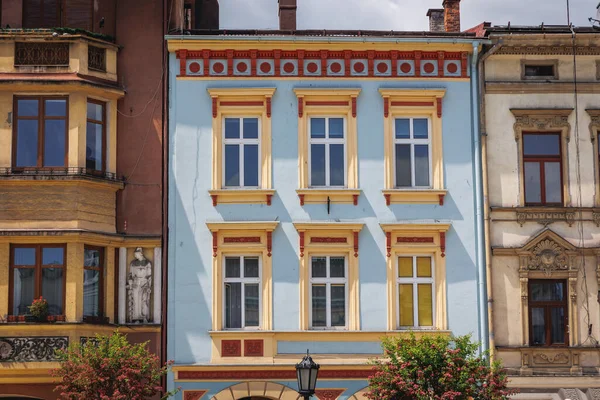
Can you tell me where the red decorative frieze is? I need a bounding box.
[298,97,304,118]
[202,50,210,75]
[267,231,272,257]
[212,232,218,257]
[266,193,273,206]
[306,101,349,107]
[414,50,422,77]
[223,237,261,244]
[386,232,392,257]
[439,194,445,206]
[461,52,468,77]
[390,50,399,77]
[383,97,389,118]
[320,50,328,73]
[297,50,305,76]
[211,98,217,118]
[274,49,281,76]
[266,97,272,118]
[344,50,352,77]
[384,193,391,206]
[178,369,372,380]
[437,51,445,77]
[367,50,375,75]
[311,237,347,244]
[184,390,207,400]
[244,339,264,357]
[179,49,187,76]
[315,389,346,400]
[226,49,234,76]
[220,101,263,107]
[391,101,434,107]
[221,340,241,357]
[351,97,357,118]
[397,237,434,243]
[250,49,258,75]
[436,98,442,118]
[353,193,359,206]
[353,232,359,257]
[299,231,305,257]
[440,232,446,257]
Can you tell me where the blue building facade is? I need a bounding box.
[166,33,486,400]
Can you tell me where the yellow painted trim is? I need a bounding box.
[294,89,360,196]
[208,189,276,205]
[1,83,124,99]
[293,222,364,232]
[207,221,280,232]
[382,189,447,204]
[380,89,446,196]
[208,88,276,195]
[296,189,361,204]
[0,243,8,317]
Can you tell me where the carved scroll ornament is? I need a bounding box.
[527,239,568,276]
[511,109,572,141]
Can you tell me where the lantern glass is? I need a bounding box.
[309,367,318,391]
[299,368,311,391]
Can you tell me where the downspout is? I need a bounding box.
[471,42,488,356]
[478,39,503,362]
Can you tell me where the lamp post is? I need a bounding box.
[295,350,320,400]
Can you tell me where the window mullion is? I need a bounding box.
[38,99,44,168]
[241,279,246,328]
[326,282,332,328]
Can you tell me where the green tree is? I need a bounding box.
[51,331,179,400]
[366,334,516,400]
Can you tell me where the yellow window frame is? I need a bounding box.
[206,221,279,331]
[207,88,276,205]
[379,89,447,205]
[294,88,361,205]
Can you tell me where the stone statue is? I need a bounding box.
[126,248,152,323]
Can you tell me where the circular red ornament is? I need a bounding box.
[213,62,225,74]
[330,62,342,73]
[400,62,412,73]
[447,63,458,73]
[236,62,248,73]
[353,62,365,73]
[260,62,272,73]
[423,63,435,74]
[306,62,319,73]
[376,62,389,74]
[189,62,201,73]
[283,62,295,73]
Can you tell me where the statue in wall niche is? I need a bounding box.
[127,248,152,323]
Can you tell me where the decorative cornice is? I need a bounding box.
[511,108,573,141]
[496,45,600,56]
[177,368,372,380]
[516,210,575,227]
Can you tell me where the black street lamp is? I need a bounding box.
[295,350,320,399]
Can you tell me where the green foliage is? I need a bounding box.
[366,334,516,400]
[51,331,179,400]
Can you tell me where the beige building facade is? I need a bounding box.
[482,27,600,399]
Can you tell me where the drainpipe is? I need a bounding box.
[478,39,503,361]
[471,42,488,356]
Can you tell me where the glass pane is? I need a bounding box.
[84,248,101,268]
[530,282,564,302]
[87,101,103,121]
[44,120,66,167]
[224,118,240,139]
[244,283,259,327]
[417,257,432,277]
[399,284,414,326]
[328,118,344,139]
[531,307,546,345]
[413,118,429,139]
[14,248,35,266]
[310,118,326,139]
[395,118,410,139]
[16,120,39,167]
[83,269,100,317]
[414,144,430,187]
[523,134,560,156]
[13,268,35,315]
[398,257,413,278]
[545,162,562,204]
[418,284,433,326]
[310,144,326,186]
[524,162,542,204]
[42,247,64,265]
[395,144,411,187]
[42,268,63,315]
[243,118,258,139]
[331,284,346,327]
[45,99,66,117]
[311,257,327,278]
[329,144,345,186]
[243,144,259,187]
[86,122,103,171]
[311,285,327,327]
[17,99,39,117]
[243,257,259,278]
[330,257,345,278]
[225,257,241,278]
[550,307,566,344]
[224,145,240,187]
[225,282,242,329]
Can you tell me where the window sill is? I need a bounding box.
[296,189,361,206]
[382,189,447,205]
[209,189,275,206]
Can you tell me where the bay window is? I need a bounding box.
[86,100,106,173]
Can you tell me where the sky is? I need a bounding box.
[218,0,598,31]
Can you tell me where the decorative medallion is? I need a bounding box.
[283,62,295,73]
[527,239,568,275]
[376,62,388,73]
[213,62,225,74]
[236,62,248,73]
[423,62,435,74]
[307,62,319,73]
[353,62,365,73]
[189,62,201,73]
[400,62,412,73]
[447,63,458,74]
[260,62,272,73]
[315,389,346,400]
[330,62,342,73]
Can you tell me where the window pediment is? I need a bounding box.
[511,109,573,141]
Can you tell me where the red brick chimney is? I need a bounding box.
[443,0,461,32]
[278,0,297,30]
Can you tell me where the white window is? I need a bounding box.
[394,118,431,188]
[397,256,434,329]
[223,117,260,188]
[309,117,346,187]
[223,256,261,329]
[309,256,347,329]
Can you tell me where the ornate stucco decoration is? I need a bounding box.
[592,212,600,227]
[126,247,152,323]
[587,109,600,142]
[516,210,575,227]
[0,337,68,362]
[527,239,568,275]
[532,352,569,364]
[511,109,573,142]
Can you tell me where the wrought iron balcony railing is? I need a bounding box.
[0,167,124,183]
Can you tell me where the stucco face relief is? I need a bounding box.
[127,248,153,323]
[527,239,568,276]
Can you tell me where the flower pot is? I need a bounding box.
[56,315,66,322]
[47,315,55,322]
[17,315,26,323]
[7,315,16,323]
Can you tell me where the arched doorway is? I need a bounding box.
[212,382,300,400]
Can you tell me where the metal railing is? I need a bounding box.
[0,167,124,183]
